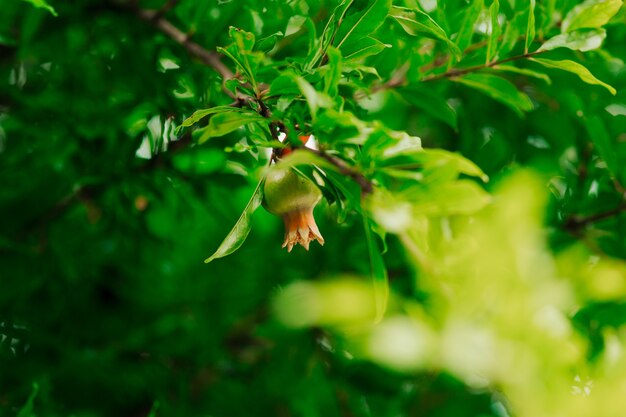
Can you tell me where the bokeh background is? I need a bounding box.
[2,0,626,416]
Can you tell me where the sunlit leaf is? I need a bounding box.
[21,0,57,16]
[454,73,534,117]
[218,27,260,90]
[307,0,354,69]
[177,106,239,131]
[390,6,462,60]
[538,28,607,52]
[205,178,265,263]
[295,76,333,118]
[335,0,391,57]
[487,0,501,62]
[379,148,489,183]
[196,111,265,144]
[343,37,391,60]
[323,47,342,97]
[526,0,536,53]
[411,180,492,215]
[562,0,623,32]
[531,58,617,95]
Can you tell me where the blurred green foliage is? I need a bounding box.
[2,0,626,416]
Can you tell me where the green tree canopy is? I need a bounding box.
[2,0,626,416]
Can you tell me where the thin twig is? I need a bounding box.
[129,1,372,195]
[152,0,180,20]
[132,8,233,81]
[564,204,626,230]
[422,50,546,82]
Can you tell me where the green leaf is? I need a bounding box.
[295,77,333,118]
[362,129,423,162]
[487,0,501,62]
[196,111,265,144]
[455,0,484,53]
[538,28,607,52]
[229,26,255,51]
[531,58,616,95]
[585,115,619,176]
[491,65,552,84]
[539,0,559,32]
[335,0,392,57]
[499,12,525,57]
[399,86,458,130]
[21,0,57,16]
[324,169,363,213]
[526,0,536,53]
[562,0,623,32]
[363,216,389,323]
[323,47,342,97]
[205,178,265,263]
[390,6,462,60]
[146,401,160,417]
[343,37,391,61]
[178,106,238,131]
[308,0,354,69]
[255,31,284,52]
[269,74,301,96]
[218,27,260,90]
[420,149,489,182]
[454,73,533,117]
[17,383,39,417]
[411,180,492,215]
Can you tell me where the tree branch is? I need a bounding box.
[422,50,546,82]
[134,8,233,81]
[129,1,373,196]
[564,203,626,231]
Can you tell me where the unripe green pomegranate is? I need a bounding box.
[263,166,324,252]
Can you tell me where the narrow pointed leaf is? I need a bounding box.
[454,73,533,117]
[178,106,239,131]
[499,12,525,57]
[17,384,39,417]
[531,58,616,95]
[562,0,623,32]
[335,0,392,56]
[525,0,536,53]
[455,0,484,52]
[295,77,333,118]
[390,6,462,60]
[21,0,57,16]
[538,28,606,52]
[343,37,391,60]
[205,179,265,263]
[487,0,501,62]
[323,47,342,97]
[197,112,265,144]
[308,0,354,69]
